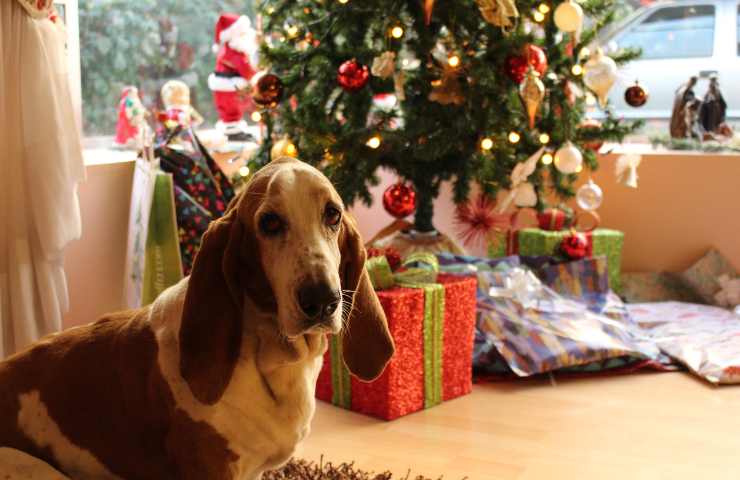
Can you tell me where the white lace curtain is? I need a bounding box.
[0,0,85,357]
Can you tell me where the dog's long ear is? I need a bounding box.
[179,209,245,405]
[339,214,394,381]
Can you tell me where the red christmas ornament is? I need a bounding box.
[624,80,648,108]
[505,44,548,83]
[537,208,573,231]
[337,59,370,92]
[382,183,416,218]
[560,231,590,260]
[578,119,604,152]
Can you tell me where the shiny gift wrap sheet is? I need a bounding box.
[476,271,659,376]
[628,302,740,384]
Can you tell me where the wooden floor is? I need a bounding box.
[297,372,740,479]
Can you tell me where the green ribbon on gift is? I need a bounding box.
[330,252,446,410]
[367,252,440,290]
[330,335,352,408]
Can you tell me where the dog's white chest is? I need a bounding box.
[220,354,324,479]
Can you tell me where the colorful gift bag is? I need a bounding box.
[316,272,477,420]
[173,186,213,275]
[628,302,740,384]
[123,159,183,308]
[156,128,235,274]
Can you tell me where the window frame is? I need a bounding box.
[54,0,83,133]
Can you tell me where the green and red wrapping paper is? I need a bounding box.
[316,274,477,420]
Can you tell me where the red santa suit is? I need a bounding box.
[208,13,258,137]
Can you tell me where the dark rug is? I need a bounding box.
[264,457,454,480]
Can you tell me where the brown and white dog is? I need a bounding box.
[0,157,394,479]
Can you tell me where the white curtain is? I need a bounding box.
[0,1,85,357]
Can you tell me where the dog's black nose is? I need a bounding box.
[297,282,341,320]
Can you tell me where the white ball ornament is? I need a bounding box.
[583,48,618,109]
[554,0,584,33]
[576,179,603,211]
[554,141,583,174]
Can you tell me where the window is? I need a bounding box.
[737,4,740,55]
[54,0,82,132]
[78,1,255,145]
[614,5,715,59]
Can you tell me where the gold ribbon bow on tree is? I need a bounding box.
[476,0,519,31]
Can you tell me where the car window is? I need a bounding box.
[615,5,715,59]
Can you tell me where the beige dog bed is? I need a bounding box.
[0,449,70,480]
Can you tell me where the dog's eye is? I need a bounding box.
[324,205,342,228]
[259,213,284,235]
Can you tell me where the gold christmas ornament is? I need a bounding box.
[583,48,618,109]
[371,51,396,79]
[553,0,583,33]
[476,0,519,31]
[553,141,583,174]
[519,68,545,129]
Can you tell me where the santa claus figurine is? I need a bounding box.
[114,86,147,148]
[208,13,259,141]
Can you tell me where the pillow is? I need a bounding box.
[681,249,738,305]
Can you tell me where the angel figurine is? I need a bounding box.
[159,80,204,131]
[114,86,148,148]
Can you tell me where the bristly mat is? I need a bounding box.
[263,457,458,480]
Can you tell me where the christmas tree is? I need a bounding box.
[254,0,642,233]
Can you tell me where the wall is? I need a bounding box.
[350,153,740,273]
[62,152,740,329]
[64,160,133,328]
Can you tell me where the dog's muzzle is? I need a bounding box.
[297,282,341,325]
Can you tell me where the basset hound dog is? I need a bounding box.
[0,156,395,479]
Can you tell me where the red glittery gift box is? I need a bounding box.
[316,274,478,420]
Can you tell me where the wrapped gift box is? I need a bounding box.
[316,274,477,420]
[489,228,624,292]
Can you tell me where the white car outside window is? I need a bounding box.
[600,0,738,119]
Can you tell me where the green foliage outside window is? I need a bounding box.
[79,0,255,136]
